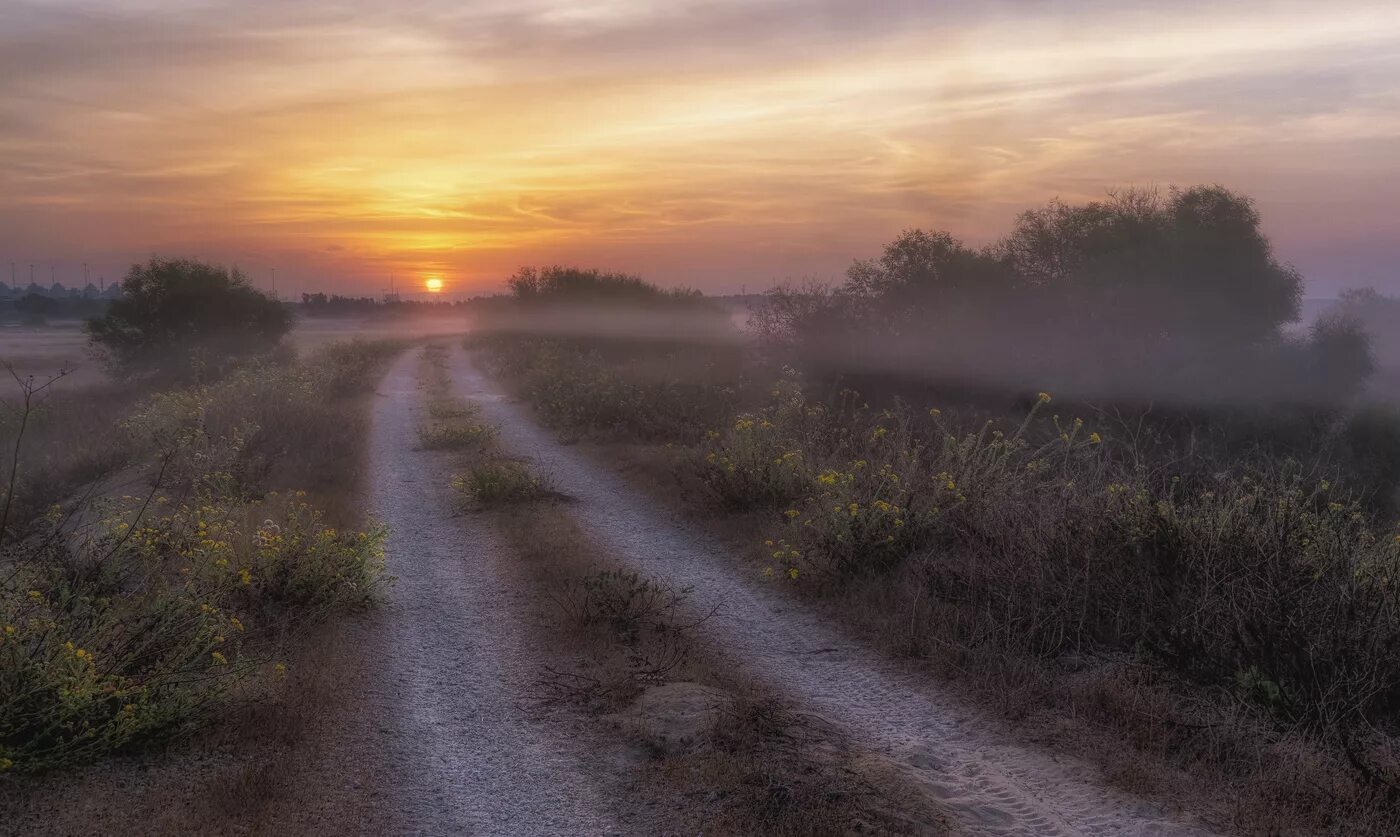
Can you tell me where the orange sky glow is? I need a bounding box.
[2,1,1399,296]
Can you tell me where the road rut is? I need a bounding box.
[359,349,616,835]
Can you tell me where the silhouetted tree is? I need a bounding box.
[86,258,291,379]
[1307,314,1375,403]
[999,186,1301,346]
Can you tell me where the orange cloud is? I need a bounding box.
[2,0,1398,294]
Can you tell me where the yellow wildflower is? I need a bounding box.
[210,651,228,666]
[787,568,799,580]
[1089,433,1102,445]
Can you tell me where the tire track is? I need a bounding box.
[358,348,617,835]
[449,345,1216,837]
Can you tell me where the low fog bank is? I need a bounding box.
[475,186,1396,413]
[290,313,469,352]
[469,301,740,346]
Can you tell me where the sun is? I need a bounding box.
[424,276,444,293]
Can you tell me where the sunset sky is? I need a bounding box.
[3,0,1398,297]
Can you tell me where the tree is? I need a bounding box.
[1307,314,1374,403]
[1000,186,1302,346]
[843,230,1014,337]
[86,258,291,379]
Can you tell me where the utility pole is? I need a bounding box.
[83,263,89,287]
[270,268,277,299]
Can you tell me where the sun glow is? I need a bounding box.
[424,276,444,293]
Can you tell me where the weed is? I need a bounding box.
[418,421,497,451]
[452,459,548,506]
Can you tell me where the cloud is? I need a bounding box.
[1,0,1398,293]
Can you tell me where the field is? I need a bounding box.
[6,262,1400,835]
[471,325,1400,834]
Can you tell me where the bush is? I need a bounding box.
[0,492,386,774]
[452,459,547,506]
[419,421,497,450]
[548,569,689,644]
[86,258,292,380]
[684,376,817,510]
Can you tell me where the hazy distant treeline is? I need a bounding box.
[756,185,1376,407]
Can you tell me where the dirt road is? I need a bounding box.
[447,345,1215,837]
[297,349,619,835]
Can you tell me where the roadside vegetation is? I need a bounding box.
[473,189,1400,832]
[1,259,401,776]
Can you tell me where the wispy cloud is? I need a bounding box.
[1,0,1398,293]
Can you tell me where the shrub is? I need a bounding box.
[427,400,474,421]
[684,376,817,509]
[418,421,497,450]
[86,258,292,380]
[548,569,689,644]
[0,492,386,774]
[452,459,547,506]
